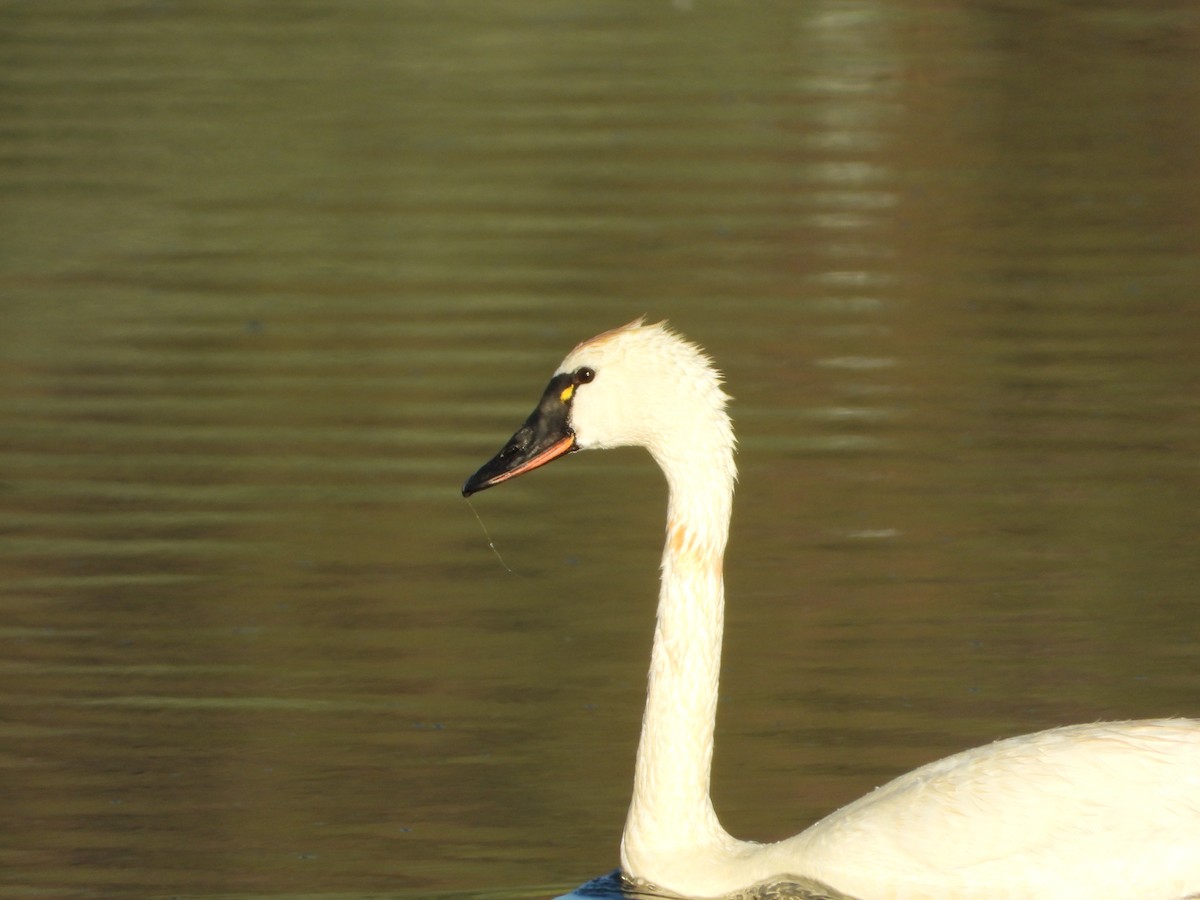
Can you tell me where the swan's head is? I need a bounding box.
[462,318,733,496]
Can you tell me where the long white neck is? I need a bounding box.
[621,432,740,871]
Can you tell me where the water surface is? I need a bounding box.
[2,2,1198,899]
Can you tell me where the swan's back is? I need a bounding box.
[783,719,1200,899]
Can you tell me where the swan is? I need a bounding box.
[461,318,1200,900]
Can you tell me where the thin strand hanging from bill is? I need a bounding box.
[465,497,518,575]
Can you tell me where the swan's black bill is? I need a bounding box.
[462,373,579,497]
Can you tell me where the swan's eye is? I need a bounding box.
[559,367,595,403]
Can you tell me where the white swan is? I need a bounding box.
[462,318,1200,900]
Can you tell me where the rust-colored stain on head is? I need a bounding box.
[572,316,649,355]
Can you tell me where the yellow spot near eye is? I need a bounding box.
[560,384,575,403]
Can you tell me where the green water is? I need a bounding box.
[2,2,1198,898]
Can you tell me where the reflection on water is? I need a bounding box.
[555,870,861,900]
[1,2,1198,899]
